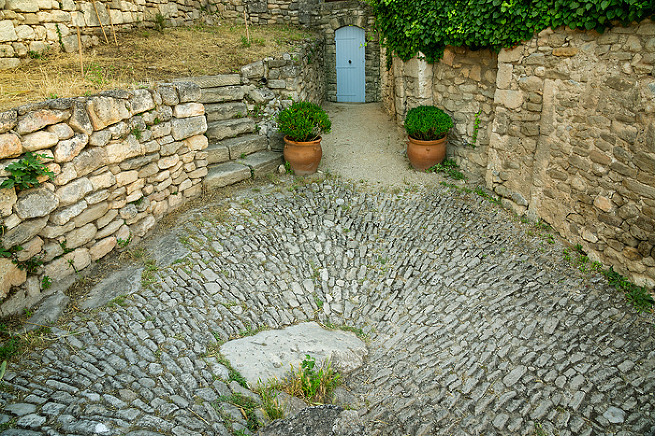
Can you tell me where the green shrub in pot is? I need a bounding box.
[404,105,453,141]
[277,102,332,142]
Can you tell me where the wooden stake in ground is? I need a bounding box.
[106,4,118,46]
[76,24,83,76]
[93,1,109,44]
[244,10,250,44]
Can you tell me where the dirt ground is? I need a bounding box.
[0,23,314,111]
[320,102,447,190]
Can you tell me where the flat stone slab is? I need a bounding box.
[220,322,368,388]
[78,267,143,310]
[205,161,251,189]
[238,151,284,176]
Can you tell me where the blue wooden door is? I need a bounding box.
[335,26,365,103]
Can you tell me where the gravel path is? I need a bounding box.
[0,104,653,436]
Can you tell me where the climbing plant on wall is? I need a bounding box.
[367,0,655,63]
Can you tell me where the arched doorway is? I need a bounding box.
[335,26,366,103]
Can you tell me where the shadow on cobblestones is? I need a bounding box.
[0,177,653,436]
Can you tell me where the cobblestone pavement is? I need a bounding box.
[0,178,654,436]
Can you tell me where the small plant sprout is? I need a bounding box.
[1,152,54,190]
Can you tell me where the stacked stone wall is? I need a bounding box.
[385,20,655,287]
[219,0,380,103]
[0,0,217,68]
[0,38,324,316]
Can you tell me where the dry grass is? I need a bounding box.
[0,22,315,111]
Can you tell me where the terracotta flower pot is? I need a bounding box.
[283,135,323,176]
[406,134,447,170]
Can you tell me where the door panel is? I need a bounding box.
[336,26,365,103]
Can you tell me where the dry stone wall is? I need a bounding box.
[0,83,210,314]
[0,0,216,68]
[0,39,324,315]
[386,20,655,288]
[219,0,380,103]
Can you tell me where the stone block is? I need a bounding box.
[205,102,248,122]
[47,123,74,141]
[89,170,115,191]
[157,83,179,106]
[248,87,275,104]
[40,221,74,239]
[53,133,88,163]
[241,61,264,79]
[73,201,108,227]
[44,248,90,281]
[73,147,107,177]
[170,116,207,141]
[69,100,93,135]
[0,258,26,299]
[204,161,251,189]
[2,216,47,249]
[173,103,204,118]
[494,90,523,110]
[206,119,256,142]
[175,82,202,103]
[237,151,283,177]
[0,187,16,217]
[86,96,131,130]
[498,46,523,63]
[199,86,245,104]
[129,89,155,115]
[15,188,58,219]
[56,177,92,206]
[21,131,59,152]
[17,109,70,135]
[184,135,208,151]
[178,74,241,88]
[116,170,138,187]
[0,58,19,70]
[14,235,43,262]
[206,143,229,165]
[64,222,96,249]
[552,47,578,57]
[96,218,122,240]
[268,79,287,89]
[89,236,116,261]
[49,200,86,226]
[187,167,207,179]
[0,133,22,159]
[0,21,18,42]
[0,110,17,134]
[106,136,144,164]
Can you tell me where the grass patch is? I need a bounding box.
[255,380,285,421]
[0,24,315,111]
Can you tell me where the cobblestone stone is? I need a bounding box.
[0,179,653,435]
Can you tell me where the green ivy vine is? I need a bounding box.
[367,0,654,63]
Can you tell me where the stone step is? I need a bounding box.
[206,133,268,165]
[205,102,248,122]
[206,118,256,142]
[204,162,251,190]
[199,85,245,104]
[237,151,284,177]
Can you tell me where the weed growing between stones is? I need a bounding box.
[0,152,54,190]
[563,245,654,313]
[216,393,261,432]
[602,267,654,313]
[426,159,465,180]
[284,354,340,404]
[254,379,286,421]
